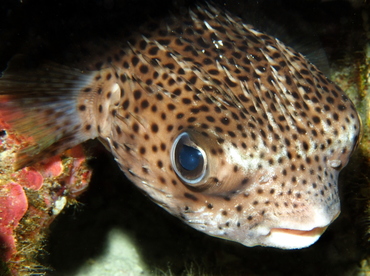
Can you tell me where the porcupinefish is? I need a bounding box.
[0,4,361,249]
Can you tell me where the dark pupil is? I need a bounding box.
[179,145,202,171]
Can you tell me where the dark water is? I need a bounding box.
[0,0,369,275]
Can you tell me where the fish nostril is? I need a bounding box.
[328,159,342,168]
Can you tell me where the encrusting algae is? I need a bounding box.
[0,3,361,255]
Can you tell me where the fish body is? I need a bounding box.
[0,4,361,249]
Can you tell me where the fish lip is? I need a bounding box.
[263,226,328,249]
[269,226,328,238]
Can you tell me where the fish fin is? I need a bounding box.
[0,57,99,170]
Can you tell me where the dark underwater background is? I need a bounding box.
[0,0,369,275]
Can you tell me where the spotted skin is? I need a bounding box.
[0,5,361,249]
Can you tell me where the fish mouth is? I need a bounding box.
[260,206,340,249]
[264,226,328,249]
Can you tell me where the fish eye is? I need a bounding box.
[171,132,207,185]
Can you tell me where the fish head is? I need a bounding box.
[109,66,360,249]
[105,5,361,249]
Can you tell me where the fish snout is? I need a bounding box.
[249,202,340,249]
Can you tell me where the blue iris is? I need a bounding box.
[179,145,202,171]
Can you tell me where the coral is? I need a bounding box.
[0,118,92,275]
